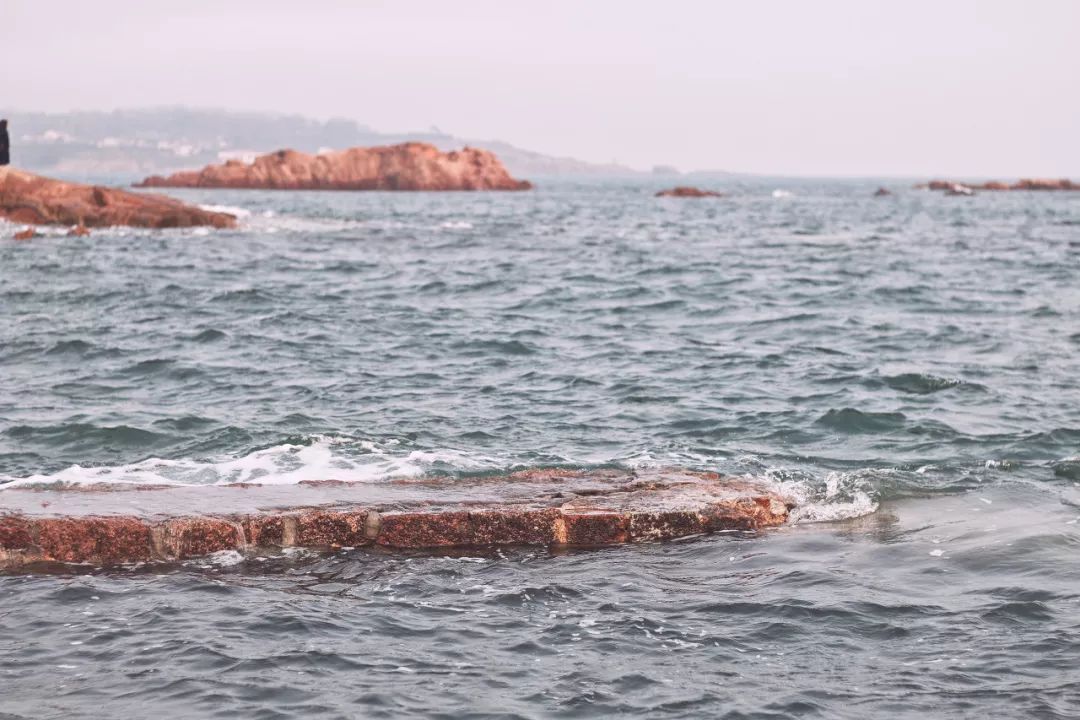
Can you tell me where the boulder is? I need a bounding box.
[655,186,725,198]
[12,228,38,240]
[67,224,90,237]
[873,187,892,197]
[136,142,533,191]
[0,167,236,229]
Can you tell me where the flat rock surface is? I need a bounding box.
[0,167,237,229]
[0,469,790,567]
[136,142,533,191]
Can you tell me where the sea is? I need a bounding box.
[1,178,1078,718]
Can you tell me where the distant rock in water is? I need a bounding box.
[917,178,1079,193]
[655,186,725,198]
[136,142,533,191]
[873,187,892,197]
[0,167,236,230]
[12,228,38,240]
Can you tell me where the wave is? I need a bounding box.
[198,204,253,219]
[0,437,506,489]
[0,437,882,524]
[882,372,981,395]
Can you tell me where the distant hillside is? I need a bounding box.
[0,108,641,180]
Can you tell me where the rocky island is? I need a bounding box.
[136,142,533,191]
[1,167,236,231]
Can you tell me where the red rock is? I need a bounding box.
[0,516,33,549]
[376,510,473,548]
[469,508,560,546]
[628,510,705,542]
[12,228,37,240]
[1011,178,1079,191]
[978,181,1010,191]
[0,468,794,566]
[558,512,630,545]
[241,515,287,547]
[873,187,892,197]
[67,223,90,236]
[0,167,236,229]
[655,186,725,198]
[136,143,533,192]
[702,497,789,532]
[295,510,371,547]
[35,517,151,564]
[157,517,243,559]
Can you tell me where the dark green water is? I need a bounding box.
[1,180,1078,718]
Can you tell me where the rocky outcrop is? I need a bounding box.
[0,167,236,229]
[873,187,892,197]
[655,186,725,198]
[0,468,791,568]
[136,142,533,191]
[918,178,1079,193]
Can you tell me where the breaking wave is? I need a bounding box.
[0,436,880,524]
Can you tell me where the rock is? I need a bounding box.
[655,186,725,198]
[12,228,38,240]
[67,224,90,237]
[0,167,236,229]
[873,187,892,197]
[0,468,792,568]
[136,142,532,191]
[921,178,1078,193]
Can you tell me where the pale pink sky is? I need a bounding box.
[3,0,1078,175]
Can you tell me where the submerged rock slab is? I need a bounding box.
[0,468,790,568]
[136,142,533,191]
[0,167,237,229]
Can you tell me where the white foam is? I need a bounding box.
[0,438,880,523]
[0,437,506,488]
[768,469,879,524]
[198,204,252,219]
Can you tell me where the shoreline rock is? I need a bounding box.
[655,186,725,198]
[0,468,791,568]
[1,167,236,229]
[136,142,533,192]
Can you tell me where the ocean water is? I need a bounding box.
[1,179,1079,718]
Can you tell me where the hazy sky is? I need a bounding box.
[4,0,1078,175]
